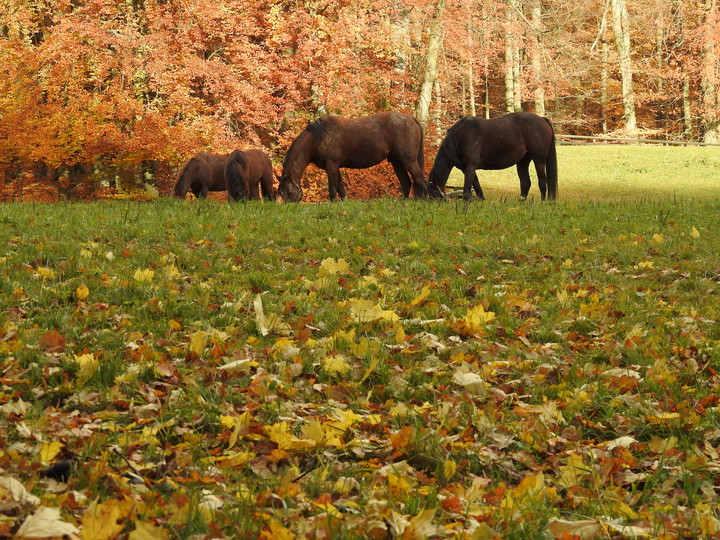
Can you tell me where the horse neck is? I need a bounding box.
[284,131,313,182]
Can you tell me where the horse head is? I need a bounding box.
[277,173,303,202]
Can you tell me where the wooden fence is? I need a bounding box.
[556,134,720,147]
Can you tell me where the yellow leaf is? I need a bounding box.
[691,226,701,238]
[319,257,350,276]
[129,520,169,540]
[188,331,207,356]
[410,285,431,307]
[260,521,295,540]
[75,284,89,301]
[558,453,586,488]
[387,472,411,497]
[393,323,406,345]
[358,356,380,385]
[133,268,155,282]
[265,422,314,450]
[348,299,398,322]
[462,304,495,334]
[37,267,56,279]
[74,353,99,386]
[322,355,351,376]
[443,459,457,480]
[165,264,181,279]
[40,441,64,464]
[81,500,128,540]
[652,233,665,244]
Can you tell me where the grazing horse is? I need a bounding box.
[225,149,276,202]
[173,152,230,199]
[277,111,429,202]
[427,112,558,201]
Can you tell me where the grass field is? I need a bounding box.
[447,145,720,202]
[1,146,720,538]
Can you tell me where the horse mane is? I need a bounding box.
[305,116,336,145]
[225,149,248,201]
[428,118,466,187]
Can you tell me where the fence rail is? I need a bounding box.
[556,134,720,147]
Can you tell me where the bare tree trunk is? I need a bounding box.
[530,0,544,115]
[700,0,719,143]
[416,0,447,126]
[610,0,637,131]
[504,0,522,112]
[390,7,411,106]
[682,70,693,139]
[601,38,609,133]
[467,8,476,117]
[673,0,693,139]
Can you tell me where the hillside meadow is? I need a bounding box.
[1,145,720,538]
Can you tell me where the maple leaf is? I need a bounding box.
[321,354,351,376]
[133,268,155,282]
[348,298,399,322]
[319,257,350,276]
[74,353,99,385]
[81,499,131,540]
[15,507,79,538]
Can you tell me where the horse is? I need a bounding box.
[225,149,276,202]
[277,111,429,202]
[173,152,230,199]
[427,112,558,201]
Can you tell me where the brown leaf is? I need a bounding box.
[39,330,66,353]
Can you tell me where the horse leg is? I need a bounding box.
[463,167,483,200]
[471,173,483,199]
[337,172,347,200]
[325,164,342,201]
[390,160,413,198]
[516,156,532,200]
[533,159,548,201]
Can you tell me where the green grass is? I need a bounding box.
[447,145,720,201]
[1,147,720,538]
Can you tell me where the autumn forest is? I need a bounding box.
[0,0,719,200]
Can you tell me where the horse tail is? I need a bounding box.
[173,158,195,198]
[414,118,425,171]
[225,150,247,201]
[543,117,558,200]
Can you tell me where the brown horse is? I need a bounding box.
[427,112,558,201]
[173,152,230,199]
[225,149,276,202]
[277,112,429,202]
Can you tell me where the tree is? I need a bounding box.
[415,0,447,126]
[609,0,637,130]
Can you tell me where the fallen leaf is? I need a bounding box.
[15,506,79,538]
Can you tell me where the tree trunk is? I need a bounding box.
[530,0,544,116]
[601,38,609,133]
[700,0,719,143]
[467,8,476,117]
[682,70,693,139]
[610,0,637,131]
[415,0,447,126]
[504,0,522,112]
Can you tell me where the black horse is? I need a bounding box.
[225,149,276,202]
[428,112,558,201]
[277,112,429,202]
